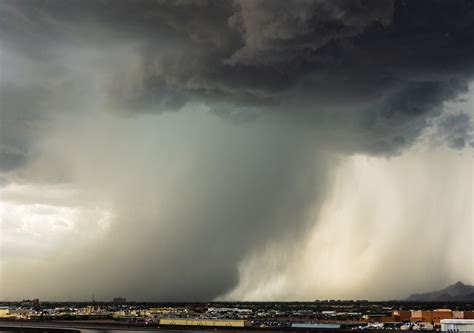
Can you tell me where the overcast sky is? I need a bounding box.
[0,0,473,301]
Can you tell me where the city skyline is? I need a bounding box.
[0,0,473,301]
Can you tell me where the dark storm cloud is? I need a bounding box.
[226,0,394,65]
[7,0,472,153]
[1,0,473,301]
[130,0,474,154]
[2,0,473,153]
[436,113,473,149]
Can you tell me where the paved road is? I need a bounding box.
[0,321,265,333]
[0,321,163,332]
[0,321,415,333]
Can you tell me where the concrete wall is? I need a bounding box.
[159,318,248,327]
[441,319,474,332]
[433,310,453,324]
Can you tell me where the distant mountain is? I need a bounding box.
[406,281,474,301]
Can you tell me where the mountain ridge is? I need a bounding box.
[406,281,474,301]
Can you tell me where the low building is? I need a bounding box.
[433,309,453,325]
[393,310,411,322]
[464,312,474,319]
[453,311,474,319]
[363,314,393,323]
[441,319,474,332]
[159,318,249,327]
[113,297,126,304]
[411,310,433,323]
[0,307,11,318]
[8,309,37,320]
[292,323,342,329]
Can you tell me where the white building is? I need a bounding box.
[441,319,474,332]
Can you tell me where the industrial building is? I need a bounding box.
[453,311,474,319]
[159,318,249,327]
[433,309,453,325]
[393,309,411,322]
[113,297,126,304]
[410,309,454,325]
[0,307,10,318]
[292,323,342,329]
[441,319,474,332]
[410,310,434,323]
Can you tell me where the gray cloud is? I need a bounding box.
[436,113,472,149]
[226,0,394,65]
[2,1,474,143]
[105,0,474,154]
[0,84,48,171]
[0,0,473,301]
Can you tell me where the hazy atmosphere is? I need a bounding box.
[0,0,473,301]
